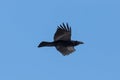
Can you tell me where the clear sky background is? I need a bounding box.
[0,0,120,80]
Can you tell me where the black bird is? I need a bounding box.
[38,23,84,56]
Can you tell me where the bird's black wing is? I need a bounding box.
[54,23,74,55]
[54,23,71,41]
[56,46,75,56]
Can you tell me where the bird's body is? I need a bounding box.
[38,23,84,56]
[39,40,82,47]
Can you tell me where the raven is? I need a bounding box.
[38,23,84,56]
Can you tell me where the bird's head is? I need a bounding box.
[73,41,84,46]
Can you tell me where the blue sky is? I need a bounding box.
[0,0,120,80]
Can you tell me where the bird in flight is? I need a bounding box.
[38,23,84,56]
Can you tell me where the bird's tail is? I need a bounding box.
[38,41,54,47]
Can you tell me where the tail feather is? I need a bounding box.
[38,41,54,47]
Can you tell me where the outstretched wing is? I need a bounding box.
[55,46,75,56]
[54,23,71,41]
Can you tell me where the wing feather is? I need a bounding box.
[55,46,75,55]
[54,23,71,41]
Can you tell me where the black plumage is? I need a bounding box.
[38,23,84,56]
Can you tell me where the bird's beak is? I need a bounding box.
[79,41,84,44]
